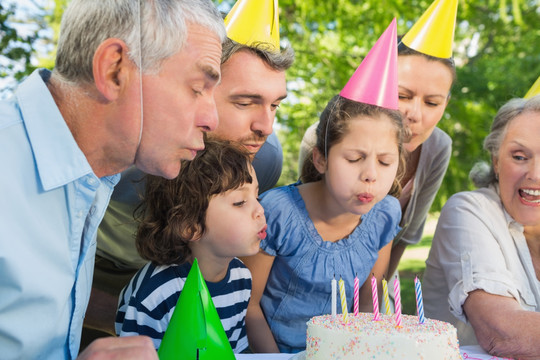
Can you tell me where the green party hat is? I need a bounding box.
[158,258,235,360]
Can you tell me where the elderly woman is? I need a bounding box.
[423,95,540,359]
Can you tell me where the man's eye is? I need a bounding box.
[233,200,247,207]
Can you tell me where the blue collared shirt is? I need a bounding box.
[0,69,119,359]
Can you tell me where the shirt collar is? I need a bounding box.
[16,69,96,191]
[490,183,524,233]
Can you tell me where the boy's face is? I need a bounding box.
[200,165,267,259]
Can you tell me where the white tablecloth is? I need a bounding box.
[236,345,510,359]
[236,355,293,359]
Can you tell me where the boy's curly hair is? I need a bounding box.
[135,139,253,265]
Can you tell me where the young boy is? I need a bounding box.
[115,139,267,353]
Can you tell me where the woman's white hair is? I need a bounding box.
[469,95,540,187]
[54,0,226,85]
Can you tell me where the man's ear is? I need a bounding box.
[312,147,327,174]
[93,38,132,101]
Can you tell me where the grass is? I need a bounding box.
[398,234,433,315]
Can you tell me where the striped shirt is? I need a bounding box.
[115,258,251,352]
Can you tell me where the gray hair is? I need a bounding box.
[221,38,295,71]
[54,0,226,85]
[469,95,540,187]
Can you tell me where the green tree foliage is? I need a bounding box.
[0,0,63,98]
[39,0,69,69]
[439,0,540,209]
[2,0,539,211]
[267,0,539,211]
[0,3,39,97]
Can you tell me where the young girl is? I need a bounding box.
[115,139,267,353]
[243,95,407,352]
[299,43,456,283]
[299,0,457,282]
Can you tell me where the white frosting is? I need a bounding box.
[306,313,461,359]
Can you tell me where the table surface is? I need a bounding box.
[235,345,508,359]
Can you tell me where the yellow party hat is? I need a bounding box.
[524,75,540,99]
[224,0,280,51]
[401,0,458,58]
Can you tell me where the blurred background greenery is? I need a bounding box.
[1,0,539,316]
[2,0,539,207]
[398,226,435,315]
[270,0,540,211]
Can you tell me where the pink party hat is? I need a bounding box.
[340,19,398,110]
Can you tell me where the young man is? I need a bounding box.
[0,0,225,359]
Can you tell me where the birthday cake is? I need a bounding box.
[305,313,461,360]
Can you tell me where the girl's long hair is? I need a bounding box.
[300,95,407,198]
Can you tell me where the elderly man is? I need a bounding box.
[0,0,225,359]
[84,1,295,349]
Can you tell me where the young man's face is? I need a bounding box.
[211,50,287,158]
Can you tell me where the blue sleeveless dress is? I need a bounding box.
[259,182,401,352]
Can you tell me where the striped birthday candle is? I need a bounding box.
[415,275,426,324]
[382,277,391,315]
[394,275,402,327]
[338,276,348,323]
[353,274,359,316]
[371,274,381,321]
